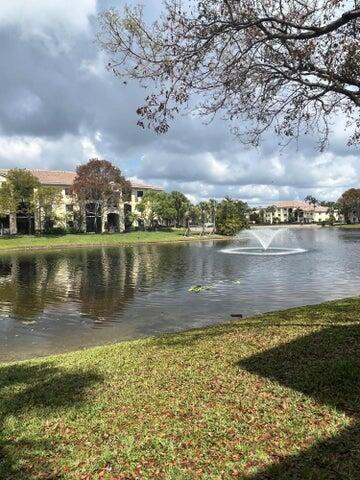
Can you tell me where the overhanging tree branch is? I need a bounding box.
[98,0,360,148]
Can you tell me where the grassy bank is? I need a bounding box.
[2,297,360,479]
[337,224,360,229]
[0,230,223,252]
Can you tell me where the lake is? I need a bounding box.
[1,227,360,362]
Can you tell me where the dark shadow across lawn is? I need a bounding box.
[240,325,360,479]
[0,362,102,479]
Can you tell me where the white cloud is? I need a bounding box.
[0,136,42,163]
[80,136,100,159]
[0,0,97,53]
[0,0,97,33]
[0,133,104,170]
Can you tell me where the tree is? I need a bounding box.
[288,210,296,224]
[249,209,260,224]
[304,195,319,209]
[154,192,177,226]
[198,201,210,235]
[0,181,18,234]
[183,203,197,237]
[215,198,248,236]
[294,207,303,223]
[207,199,218,233]
[137,191,179,228]
[34,186,63,233]
[170,191,190,227]
[338,188,360,223]
[99,1,360,148]
[266,206,276,213]
[320,201,340,224]
[127,211,141,229]
[257,208,265,224]
[264,205,276,224]
[4,169,40,234]
[136,191,156,229]
[73,159,130,233]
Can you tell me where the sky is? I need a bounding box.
[0,0,358,206]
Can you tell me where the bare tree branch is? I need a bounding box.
[98,0,360,148]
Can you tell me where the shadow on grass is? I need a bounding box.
[0,235,25,242]
[0,361,102,479]
[240,325,360,479]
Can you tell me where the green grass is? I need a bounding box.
[0,230,222,252]
[337,224,360,229]
[2,297,360,479]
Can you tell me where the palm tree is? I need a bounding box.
[294,207,302,223]
[304,195,319,209]
[183,204,195,237]
[198,202,210,236]
[207,199,218,234]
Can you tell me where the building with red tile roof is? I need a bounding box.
[0,169,162,234]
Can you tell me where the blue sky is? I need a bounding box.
[0,0,358,205]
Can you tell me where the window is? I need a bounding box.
[137,190,144,198]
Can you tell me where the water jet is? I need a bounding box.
[221,228,307,256]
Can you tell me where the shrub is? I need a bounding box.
[215,198,248,236]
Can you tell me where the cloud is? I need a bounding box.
[0,133,101,170]
[0,0,96,35]
[0,0,358,205]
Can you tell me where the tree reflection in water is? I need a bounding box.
[0,246,166,323]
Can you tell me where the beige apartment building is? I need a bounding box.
[0,169,162,234]
[259,200,340,224]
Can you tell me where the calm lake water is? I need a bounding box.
[1,227,360,362]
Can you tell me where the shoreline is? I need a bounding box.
[336,224,360,229]
[2,294,359,365]
[0,232,229,254]
[0,223,345,254]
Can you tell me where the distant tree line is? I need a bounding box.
[131,190,248,236]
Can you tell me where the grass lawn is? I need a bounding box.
[0,230,222,252]
[2,297,360,479]
[337,224,360,229]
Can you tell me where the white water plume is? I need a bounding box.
[247,228,285,250]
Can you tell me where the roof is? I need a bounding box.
[0,169,76,186]
[130,181,162,191]
[0,169,162,191]
[31,170,76,186]
[271,200,328,212]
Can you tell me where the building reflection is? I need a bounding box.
[0,245,168,323]
[0,241,242,326]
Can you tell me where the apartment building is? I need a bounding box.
[0,169,162,234]
[259,200,339,224]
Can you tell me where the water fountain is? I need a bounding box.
[221,227,307,256]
